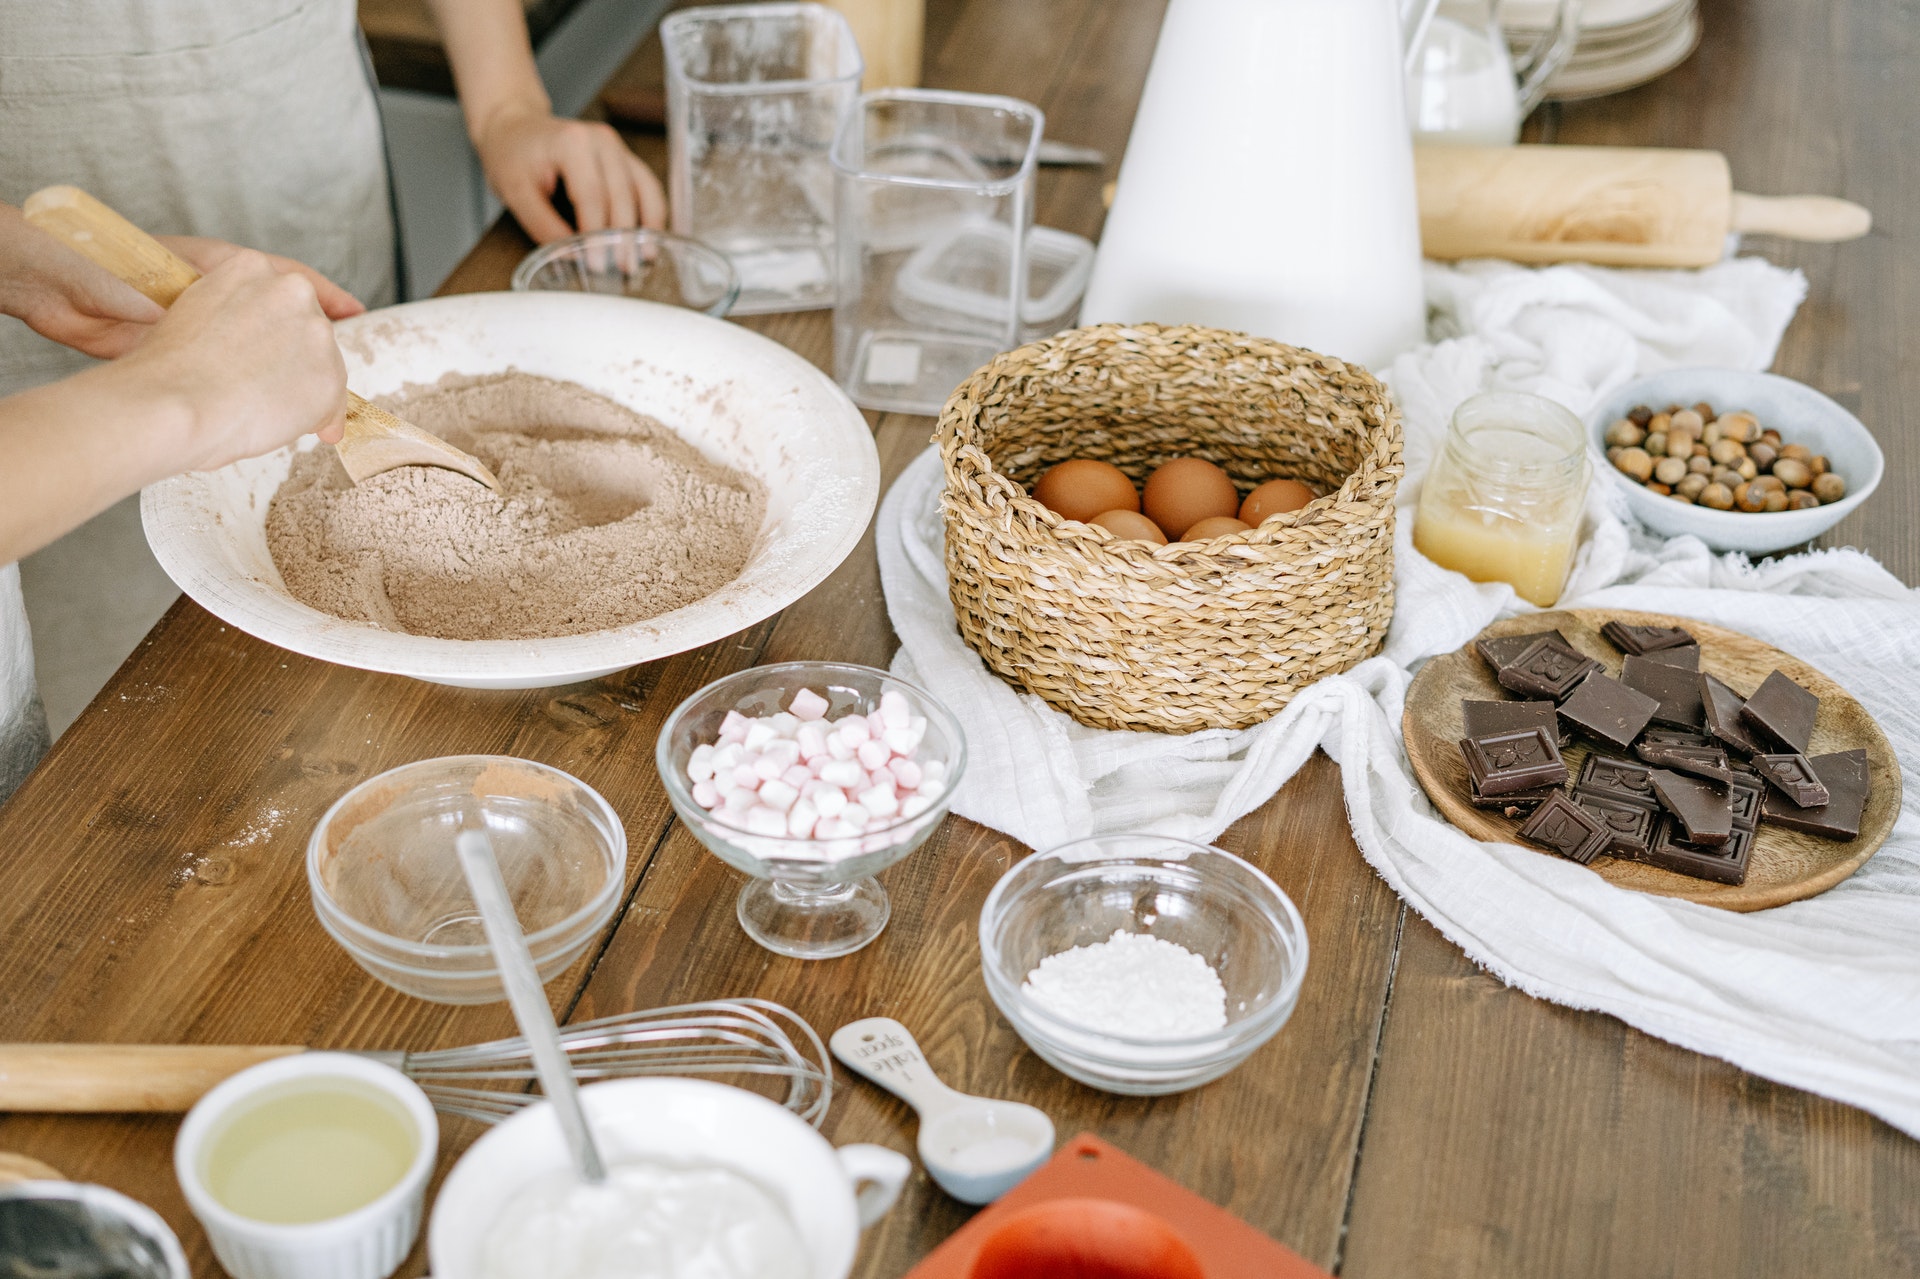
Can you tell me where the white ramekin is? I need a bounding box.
[174,1052,438,1279]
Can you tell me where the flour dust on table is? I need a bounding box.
[267,374,764,641]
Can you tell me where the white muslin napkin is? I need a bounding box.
[876,255,1920,1139]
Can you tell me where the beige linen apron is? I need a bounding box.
[0,0,398,797]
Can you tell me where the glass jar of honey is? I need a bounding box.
[1413,392,1590,607]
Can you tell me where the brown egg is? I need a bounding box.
[1030,459,1138,523]
[1239,478,1316,525]
[1142,458,1238,539]
[1091,509,1167,545]
[1182,516,1251,541]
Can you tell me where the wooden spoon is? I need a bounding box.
[22,185,501,493]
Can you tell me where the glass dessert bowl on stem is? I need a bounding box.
[657,661,967,959]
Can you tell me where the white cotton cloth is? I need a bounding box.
[876,255,1920,1139]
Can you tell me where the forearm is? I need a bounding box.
[0,361,196,564]
[425,0,550,144]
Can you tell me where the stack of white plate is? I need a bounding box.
[1505,0,1700,101]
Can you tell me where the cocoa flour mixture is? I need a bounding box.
[266,373,764,641]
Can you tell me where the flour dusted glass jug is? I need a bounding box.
[1405,0,1582,145]
[1078,0,1427,372]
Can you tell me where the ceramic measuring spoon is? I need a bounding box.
[830,1017,1053,1205]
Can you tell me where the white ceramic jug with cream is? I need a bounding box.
[430,1078,911,1279]
[1079,0,1428,371]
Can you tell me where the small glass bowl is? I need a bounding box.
[511,228,740,316]
[307,756,626,1004]
[657,661,967,960]
[978,834,1309,1095]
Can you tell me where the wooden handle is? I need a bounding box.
[22,185,203,305]
[1729,192,1872,242]
[0,1043,306,1112]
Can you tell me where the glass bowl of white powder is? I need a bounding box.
[978,834,1309,1095]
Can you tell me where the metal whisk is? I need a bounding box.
[0,999,834,1127]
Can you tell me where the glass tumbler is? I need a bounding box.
[831,89,1044,415]
[661,2,864,315]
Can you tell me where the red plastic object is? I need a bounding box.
[902,1133,1333,1279]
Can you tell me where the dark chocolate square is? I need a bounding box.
[1469,785,1560,818]
[1575,754,1661,811]
[1630,818,1753,885]
[1621,654,1706,729]
[1557,672,1659,751]
[1700,673,1764,755]
[1574,793,1657,856]
[1601,621,1697,654]
[1760,749,1867,841]
[1649,768,1732,846]
[1518,792,1611,865]
[1634,742,1733,785]
[1641,727,1713,749]
[1752,753,1831,808]
[1476,629,1572,672]
[1638,645,1701,670]
[1497,637,1601,701]
[1458,728,1569,796]
[1728,773,1763,831]
[1462,699,1561,744]
[1740,670,1819,754]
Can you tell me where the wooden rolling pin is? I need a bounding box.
[20,185,502,493]
[1415,145,1872,267]
[0,1043,303,1112]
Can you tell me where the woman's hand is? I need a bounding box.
[0,202,165,358]
[473,102,667,242]
[160,236,366,320]
[121,249,349,469]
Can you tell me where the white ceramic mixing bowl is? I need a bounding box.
[141,293,878,688]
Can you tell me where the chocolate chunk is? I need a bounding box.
[1760,749,1867,841]
[1476,629,1571,672]
[1601,621,1697,654]
[1462,699,1559,743]
[1458,728,1569,796]
[1497,637,1601,701]
[1728,773,1764,831]
[1752,753,1831,808]
[1641,727,1713,749]
[1470,785,1560,818]
[1574,793,1657,856]
[1621,654,1706,729]
[1518,792,1611,864]
[1740,670,1819,754]
[1632,818,1753,885]
[1700,673,1764,756]
[1649,768,1732,846]
[1637,645,1701,670]
[1557,671,1658,750]
[1575,754,1661,810]
[1634,742,1733,785]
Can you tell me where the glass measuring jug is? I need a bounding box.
[661,2,863,314]
[1405,0,1582,145]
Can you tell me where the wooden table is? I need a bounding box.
[5,0,1917,1274]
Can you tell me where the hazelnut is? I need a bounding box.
[1762,429,1783,446]
[1663,404,1685,416]
[1604,418,1645,448]
[1628,405,1654,427]
[1649,412,1673,436]
[1813,472,1847,503]
[1667,434,1695,459]
[1788,490,1821,511]
[1677,473,1709,499]
[1693,402,1717,421]
[1737,458,1759,481]
[1607,445,1624,465]
[1616,447,1655,482]
[1645,431,1669,457]
[1764,488,1790,512]
[1691,443,1710,459]
[1748,442,1779,470]
[1753,474,1787,494]
[1702,421,1724,445]
[1712,467,1744,489]
[1687,454,1713,474]
[1700,482,1735,510]
[1772,457,1813,489]
[1670,408,1705,434]
[1647,482,1672,496]
[1717,412,1758,443]
[1809,454,1829,476]
[1709,438,1747,465]
[1670,491,1696,504]
[1654,456,1690,486]
[1735,482,1768,513]
[1779,442,1812,463]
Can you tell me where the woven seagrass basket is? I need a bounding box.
[936,323,1403,733]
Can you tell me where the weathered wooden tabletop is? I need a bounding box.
[3,0,1916,1274]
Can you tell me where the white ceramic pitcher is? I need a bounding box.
[1078,0,1427,371]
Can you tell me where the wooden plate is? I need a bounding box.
[1403,609,1900,911]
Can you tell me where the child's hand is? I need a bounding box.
[474,103,667,242]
